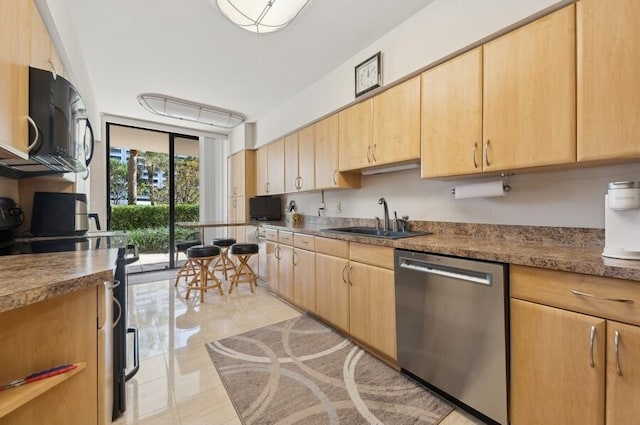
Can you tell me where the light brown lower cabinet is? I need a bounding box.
[0,282,111,425]
[510,265,640,425]
[293,248,315,312]
[315,251,350,333]
[277,244,294,301]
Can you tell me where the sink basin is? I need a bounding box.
[322,226,430,240]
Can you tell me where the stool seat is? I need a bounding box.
[187,245,220,258]
[212,238,236,247]
[230,243,259,255]
[176,240,201,252]
[228,243,259,294]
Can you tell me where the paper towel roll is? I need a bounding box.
[454,180,506,199]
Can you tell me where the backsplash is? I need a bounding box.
[283,161,640,229]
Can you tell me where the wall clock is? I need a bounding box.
[355,52,381,97]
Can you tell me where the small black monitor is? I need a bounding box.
[249,196,282,221]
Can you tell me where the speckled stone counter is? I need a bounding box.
[0,249,118,314]
[261,219,640,282]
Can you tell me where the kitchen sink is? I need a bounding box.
[322,226,430,240]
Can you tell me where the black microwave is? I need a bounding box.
[249,196,282,221]
[28,67,94,173]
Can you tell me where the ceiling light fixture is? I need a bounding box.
[214,0,311,34]
[137,93,245,129]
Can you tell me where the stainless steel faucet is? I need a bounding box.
[378,197,390,231]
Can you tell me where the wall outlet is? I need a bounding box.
[336,201,342,213]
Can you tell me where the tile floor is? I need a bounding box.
[114,274,484,424]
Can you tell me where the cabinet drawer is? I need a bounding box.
[350,243,394,270]
[294,233,315,251]
[278,231,294,245]
[315,237,349,259]
[264,228,278,242]
[511,265,640,326]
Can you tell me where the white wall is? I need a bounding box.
[284,163,640,228]
[253,0,568,146]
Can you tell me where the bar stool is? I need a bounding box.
[228,243,259,294]
[211,238,236,280]
[184,245,224,302]
[174,240,202,287]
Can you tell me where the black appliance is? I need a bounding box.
[0,67,95,179]
[0,230,140,420]
[31,191,101,236]
[249,196,282,221]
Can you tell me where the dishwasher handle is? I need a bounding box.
[399,259,492,285]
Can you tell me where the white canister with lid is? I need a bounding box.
[607,181,640,210]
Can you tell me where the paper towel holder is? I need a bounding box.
[450,173,513,196]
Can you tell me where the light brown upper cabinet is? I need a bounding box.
[256,139,285,195]
[0,0,30,159]
[338,99,373,171]
[315,114,361,190]
[339,76,420,172]
[577,0,640,162]
[284,126,315,192]
[372,76,421,167]
[421,47,483,178]
[29,2,64,77]
[228,149,255,198]
[483,5,576,172]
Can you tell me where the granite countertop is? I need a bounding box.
[261,221,640,282]
[0,249,119,314]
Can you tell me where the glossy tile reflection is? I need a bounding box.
[115,276,481,424]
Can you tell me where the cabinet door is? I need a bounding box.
[315,253,350,333]
[277,245,294,301]
[297,125,315,191]
[349,262,396,360]
[577,0,640,161]
[510,299,605,425]
[97,284,113,425]
[483,5,576,172]
[30,2,51,70]
[256,145,269,195]
[373,76,421,167]
[0,0,30,159]
[338,100,373,171]
[293,249,315,312]
[421,47,483,178]
[261,241,278,292]
[228,152,246,197]
[606,321,640,425]
[315,114,360,189]
[267,139,285,194]
[284,133,299,193]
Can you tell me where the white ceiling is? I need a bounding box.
[56,0,436,134]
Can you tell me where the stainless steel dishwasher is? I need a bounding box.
[395,250,508,425]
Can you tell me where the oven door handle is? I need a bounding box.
[125,327,139,381]
[399,259,492,285]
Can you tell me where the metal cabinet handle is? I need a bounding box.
[112,297,122,329]
[264,182,269,193]
[255,228,259,239]
[484,139,491,167]
[571,289,634,304]
[614,330,622,376]
[48,59,58,80]
[589,325,596,368]
[275,246,281,260]
[293,250,298,266]
[366,145,372,163]
[333,170,338,186]
[298,176,304,190]
[106,279,121,290]
[26,116,39,152]
[341,263,348,284]
[347,265,353,286]
[267,182,271,193]
[472,142,478,169]
[372,144,377,162]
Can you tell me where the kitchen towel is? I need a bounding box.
[454,180,506,199]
